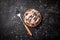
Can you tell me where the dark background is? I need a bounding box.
[0,0,60,40]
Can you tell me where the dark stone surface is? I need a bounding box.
[0,0,60,40]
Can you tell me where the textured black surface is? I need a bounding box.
[0,0,60,40]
